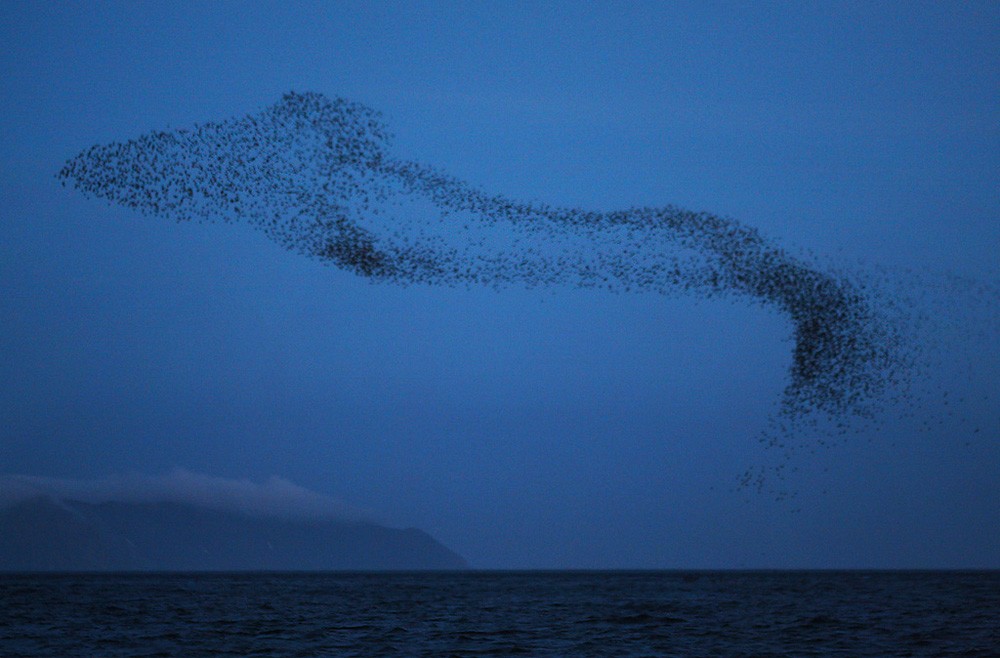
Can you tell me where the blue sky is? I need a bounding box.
[1,1,998,567]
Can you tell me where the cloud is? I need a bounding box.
[0,470,367,521]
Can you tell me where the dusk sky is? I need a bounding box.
[2,1,997,568]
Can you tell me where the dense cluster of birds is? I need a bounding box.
[59,92,991,481]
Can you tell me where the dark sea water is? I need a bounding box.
[1,571,997,657]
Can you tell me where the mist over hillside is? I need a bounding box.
[0,473,467,571]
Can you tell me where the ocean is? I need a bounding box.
[1,571,997,656]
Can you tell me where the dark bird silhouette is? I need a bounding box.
[58,91,913,436]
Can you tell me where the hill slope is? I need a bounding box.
[0,497,467,571]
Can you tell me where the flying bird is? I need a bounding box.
[58,91,900,429]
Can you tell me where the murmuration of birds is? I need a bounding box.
[57,92,991,491]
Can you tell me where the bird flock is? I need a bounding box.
[57,92,992,481]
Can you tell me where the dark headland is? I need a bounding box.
[0,497,467,571]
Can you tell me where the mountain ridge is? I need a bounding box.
[0,496,468,571]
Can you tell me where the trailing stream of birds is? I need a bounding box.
[57,92,998,494]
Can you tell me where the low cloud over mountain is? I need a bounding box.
[0,470,364,521]
[0,472,467,571]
